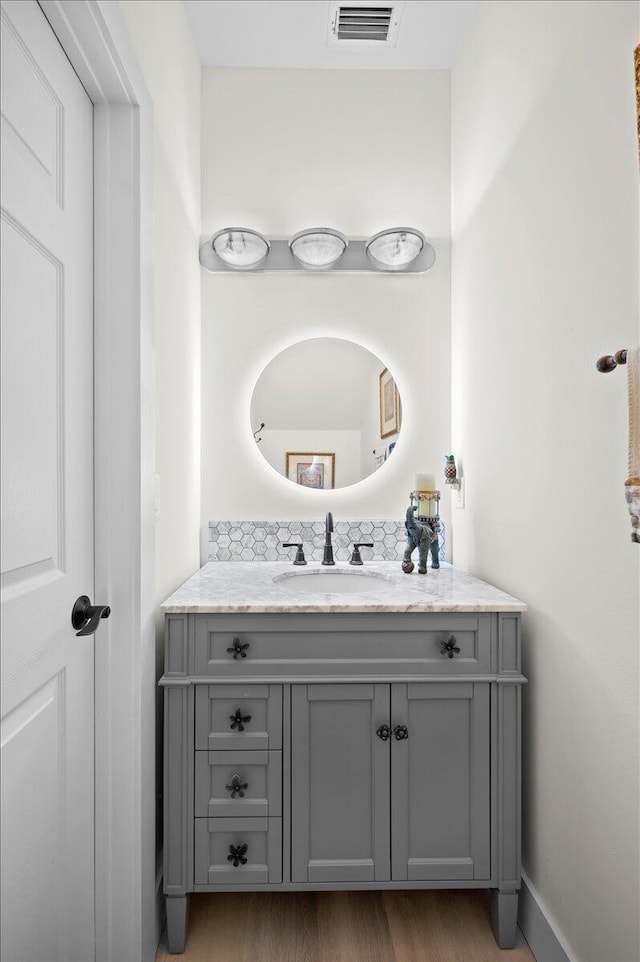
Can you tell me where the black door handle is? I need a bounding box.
[71,595,111,637]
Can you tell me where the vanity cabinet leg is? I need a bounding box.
[490,888,519,949]
[166,895,189,954]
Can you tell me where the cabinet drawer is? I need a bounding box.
[195,684,282,750]
[193,614,492,677]
[194,750,282,818]
[194,817,282,885]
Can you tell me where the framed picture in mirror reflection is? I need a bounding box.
[286,452,335,490]
[379,367,400,439]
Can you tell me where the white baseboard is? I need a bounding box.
[519,870,574,962]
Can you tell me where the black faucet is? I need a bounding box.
[322,512,335,565]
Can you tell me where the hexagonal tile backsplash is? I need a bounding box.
[207,520,445,564]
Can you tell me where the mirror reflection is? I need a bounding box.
[250,338,402,490]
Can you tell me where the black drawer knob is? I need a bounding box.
[226,773,248,798]
[229,708,251,732]
[227,637,249,659]
[393,725,409,740]
[439,634,461,659]
[376,724,391,741]
[227,843,248,867]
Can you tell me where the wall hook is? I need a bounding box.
[596,349,628,373]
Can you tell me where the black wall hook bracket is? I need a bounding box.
[596,349,628,373]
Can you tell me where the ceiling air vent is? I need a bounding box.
[328,1,403,47]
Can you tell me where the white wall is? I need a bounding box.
[120,0,201,607]
[201,68,451,531]
[451,3,639,960]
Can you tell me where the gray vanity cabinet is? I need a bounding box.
[290,682,490,887]
[390,682,490,882]
[291,684,391,883]
[161,610,525,955]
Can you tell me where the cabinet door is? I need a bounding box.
[391,682,490,881]
[291,684,390,883]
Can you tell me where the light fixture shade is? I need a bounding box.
[212,228,270,268]
[365,228,425,270]
[289,228,348,268]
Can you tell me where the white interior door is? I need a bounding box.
[0,1,95,959]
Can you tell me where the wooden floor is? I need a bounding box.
[156,891,535,962]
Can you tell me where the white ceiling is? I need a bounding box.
[183,1,477,70]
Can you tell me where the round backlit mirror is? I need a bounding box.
[250,338,402,490]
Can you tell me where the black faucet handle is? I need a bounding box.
[350,543,374,565]
[282,542,307,565]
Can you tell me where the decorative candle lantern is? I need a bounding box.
[414,473,436,492]
[413,489,440,520]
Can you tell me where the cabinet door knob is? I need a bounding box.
[393,725,409,740]
[227,637,249,659]
[229,708,252,732]
[439,634,461,659]
[226,773,248,798]
[376,724,391,741]
[227,843,248,867]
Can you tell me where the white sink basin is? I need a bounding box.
[273,569,395,594]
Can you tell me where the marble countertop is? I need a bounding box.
[161,562,527,613]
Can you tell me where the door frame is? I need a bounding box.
[37,3,156,960]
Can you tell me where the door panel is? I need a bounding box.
[1,677,66,960]
[0,1,94,959]
[391,682,490,881]
[291,683,390,883]
[0,213,63,582]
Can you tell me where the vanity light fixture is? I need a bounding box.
[365,227,426,270]
[289,228,348,268]
[200,226,435,273]
[211,227,270,269]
